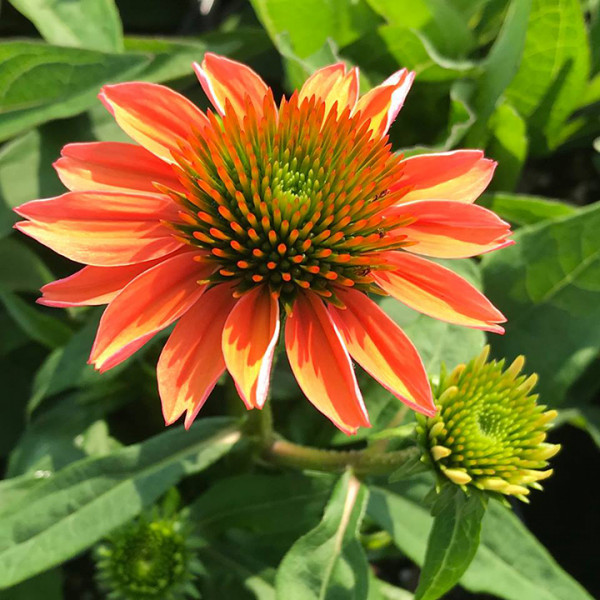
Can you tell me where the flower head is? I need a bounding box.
[95,513,201,600]
[15,54,512,433]
[417,347,560,501]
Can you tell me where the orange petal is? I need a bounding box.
[90,251,212,371]
[15,191,182,266]
[354,69,414,138]
[387,200,513,258]
[329,288,435,416]
[158,284,238,428]
[393,150,496,204]
[39,258,169,307]
[99,82,208,164]
[373,252,506,333]
[193,53,275,119]
[285,292,369,434]
[222,286,280,409]
[55,142,184,194]
[298,64,359,117]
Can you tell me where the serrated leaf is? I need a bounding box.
[415,489,487,600]
[367,478,593,600]
[481,202,600,405]
[0,418,241,589]
[8,0,123,52]
[275,471,370,600]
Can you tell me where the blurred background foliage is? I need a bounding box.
[0,0,599,598]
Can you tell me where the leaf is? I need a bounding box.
[0,568,62,600]
[379,259,486,377]
[559,406,600,449]
[466,0,532,146]
[480,192,576,226]
[275,471,370,600]
[0,289,71,349]
[8,0,123,52]
[368,477,593,600]
[0,237,52,292]
[0,418,241,589]
[481,202,600,405]
[250,0,381,58]
[0,42,150,142]
[414,488,487,600]
[364,0,475,58]
[504,0,591,152]
[342,25,476,83]
[190,472,334,535]
[486,100,528,191]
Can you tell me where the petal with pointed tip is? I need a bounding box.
[194,53,274,118]
[285,292,369,434]
[39,257,169,307]
[158,284,237,428]
[99,82,208,163]
[330,288,435,416]
[387,200,512,258]
[299,64,359,116]
[373,252,506,333]
[393,150,496,203]
[90,251,211,371]
[354,69,414,138]
[55,142,183,193]
[222,286,279,409]
[15,191,182,266]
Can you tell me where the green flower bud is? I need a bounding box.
[95,511,201,600]
[417,347,560,502]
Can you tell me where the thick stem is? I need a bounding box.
[263,437,424,476]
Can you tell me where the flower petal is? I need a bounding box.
[222,286,280,409]
[354,69,414,138]
[373,252,506,333]
[158,284,237,429]
[387,200,513,258]
[38,258,169,307]
[329,288,435,416]
[15,191,182,266]
[193,53,274,118]
[285,292,369,434]
[298,64,359,116]
[99,82,208,164]
[393,150,496,204]
[90,251,211,371]
[54,142,183,194]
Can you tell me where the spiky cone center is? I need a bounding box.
[96,518,198,599]
[167,91,412,310]
[417,348,560,502]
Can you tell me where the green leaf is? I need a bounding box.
[8,0,123,52]
[368,478,593,600]
[480,192,576,226]
[504,0,591,152]
[0,42,149,142]
[414,489,487,600]
[481,202,600,405]
[190,472,334,535]
[275,471,370,600]
[379,259,485,377]
[364,0,475,58]
[559,406,600,449]
[486,100,528,191]
[466,0,532,146]
[0,289,71,349]
[250,0,380,58]
[342,25,476,83]
[0,237,52,292]
[0,568,62,600]
[0,418,241,589]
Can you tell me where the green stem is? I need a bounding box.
[263,437,423,476]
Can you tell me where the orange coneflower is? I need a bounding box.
[15,55,512,434]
